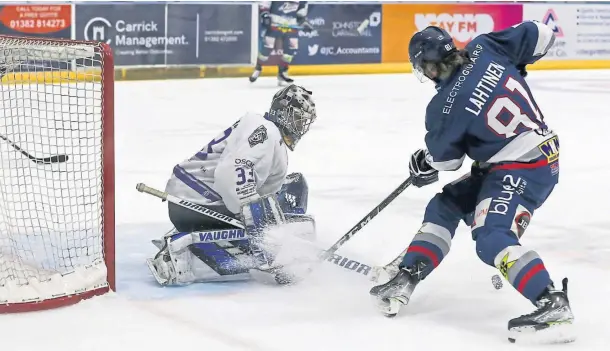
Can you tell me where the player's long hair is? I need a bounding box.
[435,49,472,81]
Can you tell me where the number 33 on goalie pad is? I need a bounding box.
[147,216,316,286]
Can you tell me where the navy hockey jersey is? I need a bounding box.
[260,2,308,29]
[424,21,557,171]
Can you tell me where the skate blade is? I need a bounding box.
[508,321,576,344]
[146,258,169,286]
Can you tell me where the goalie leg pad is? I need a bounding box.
[241,195,286,236]
[285,213,316,241]
[148,235,198,286]
[241,195,286,266]
[148,230,252,286]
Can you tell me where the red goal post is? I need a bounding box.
[0,35,115,312]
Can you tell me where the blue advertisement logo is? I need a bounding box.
[293,4,382,65]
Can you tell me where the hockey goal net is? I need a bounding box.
[0,35,114,312]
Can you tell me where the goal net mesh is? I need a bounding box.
[0,36,111,305]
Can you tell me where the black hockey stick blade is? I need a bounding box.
[30,154,69,164]
[0,133,69,164]
[320,176,413,260]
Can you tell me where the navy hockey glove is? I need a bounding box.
[260,12,271,29]
[409,149,439,188]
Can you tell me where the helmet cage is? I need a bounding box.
[269,85,316,151]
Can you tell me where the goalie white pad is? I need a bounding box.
[147,216,317,286]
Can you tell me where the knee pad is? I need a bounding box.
[474,227,520,266]
[277,172,308,214]
[423,193,463,234]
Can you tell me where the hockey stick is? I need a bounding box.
[283,10,376,35]
[319,176,413,260]
[136,183,244,229]
[0,133,69,164]
[136,183,375,277]
[283,22,369,36]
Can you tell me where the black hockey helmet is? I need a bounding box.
[267,84,316,151]
[409,26,457,82]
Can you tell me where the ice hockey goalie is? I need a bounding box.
[147,84,318,286]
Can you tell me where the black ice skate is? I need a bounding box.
[277,68,294,86]
[369,262,426,317]
[249,64,262,83]
[508,278,575,344]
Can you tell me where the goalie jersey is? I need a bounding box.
[424,21,558,171]
[165,112,288,214]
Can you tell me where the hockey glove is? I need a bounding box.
[260,12,271,29]
[409,149,439,188]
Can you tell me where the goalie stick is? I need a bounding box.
[0,133,69,164]
[136,183,244,229]
[136,183,374,277]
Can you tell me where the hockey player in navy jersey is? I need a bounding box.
[249,2,311,85]
[369,22,574,343]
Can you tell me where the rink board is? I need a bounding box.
[3,59,610,84]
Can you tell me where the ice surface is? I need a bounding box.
[3,70,610,350]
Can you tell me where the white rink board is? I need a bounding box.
[524,3,610,60]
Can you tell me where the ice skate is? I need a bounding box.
[277,69,294,86]
[369,262,426,317]
[249,64,262,83]
[508,278,575,344]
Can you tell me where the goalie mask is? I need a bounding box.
[267,84,317,151]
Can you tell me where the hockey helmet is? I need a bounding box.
[267,84,316,151]
[409,26,457,82]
